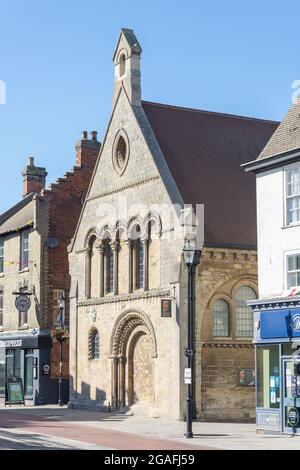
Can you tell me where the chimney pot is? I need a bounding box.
[28,156,34,167]
[82,131,88,139]
[90,131,98,141]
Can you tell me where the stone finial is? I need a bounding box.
[112,28,142,108]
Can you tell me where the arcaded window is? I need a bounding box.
[89,236,99,299]
[235,286,256,338]
[213,299,229,337]
[104,241,114,294]
[89,329,100,360]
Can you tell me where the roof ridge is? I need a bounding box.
[142,100,279,125]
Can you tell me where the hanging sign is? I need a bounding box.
[15,294,31,312]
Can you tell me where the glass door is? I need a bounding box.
[282,358,300,434]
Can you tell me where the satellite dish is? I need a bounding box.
[46,237,60,249]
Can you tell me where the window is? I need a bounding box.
[287,253,300,288]
[213,299,229,337]
[0,288,3,327]
[286,167,300,225]
[5,349,21,381]
[0,239,3,273]
[137,239,144,289]
[256,345,280,409]
[20,230,29,270]
[108,247,114,294]
[90,330,100,360]
[24,349,34,397]
[235,286,256,338]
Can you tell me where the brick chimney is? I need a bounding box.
[22,157,48,197]
[75,131,101,168]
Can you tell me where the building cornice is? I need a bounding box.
[78,288,171,306]
[242,147,300,174]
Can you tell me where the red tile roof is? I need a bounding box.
[142,101,279,248]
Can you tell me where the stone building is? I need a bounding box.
[68,29,278,420]
[0,132,100,404]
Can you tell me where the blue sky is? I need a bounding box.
[0,0,299,213]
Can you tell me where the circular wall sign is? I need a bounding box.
[288,407,299,427]
[15,294,31,312]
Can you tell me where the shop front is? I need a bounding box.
[0,331,68,405]
[250,298,300,434]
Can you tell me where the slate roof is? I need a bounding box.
[142,101,279,248]
[0,193,35,236]
[258,98,300,160]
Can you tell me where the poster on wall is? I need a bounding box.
[237,368,255,386]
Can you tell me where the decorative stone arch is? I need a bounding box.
[230,276,258,299]
[109,308,157,409]
[143,212,162,239]
[98,224,114,242]
[127,216,146,240]
[84,227,98,249]
[112,220,128,240]
[109,308,157,359]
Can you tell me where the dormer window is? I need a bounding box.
[119,53,126,78]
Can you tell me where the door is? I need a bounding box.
[282,358,300,434]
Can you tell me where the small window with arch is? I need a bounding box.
[89,329,100,360]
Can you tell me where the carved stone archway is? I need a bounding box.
[109,309,157,409]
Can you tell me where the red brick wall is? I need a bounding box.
[43,139,100,379]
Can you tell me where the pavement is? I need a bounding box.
[0,404,300,450]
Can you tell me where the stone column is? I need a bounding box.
[98,244,104,297]
[119,356,127,408]
[111,357,119,409]
[126,240,133,293]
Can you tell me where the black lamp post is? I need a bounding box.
[58,294,65,407]
[183,238,201,439]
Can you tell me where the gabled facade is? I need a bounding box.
[244,98,300,434]
[0,133,100,404]
[68,29,278,420]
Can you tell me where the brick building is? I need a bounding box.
[68,29,279,421]
[0,132,100,404]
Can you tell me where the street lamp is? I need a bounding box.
[183,238,201,439]
[58,293,65,407]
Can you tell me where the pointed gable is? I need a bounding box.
[258,98,300,160]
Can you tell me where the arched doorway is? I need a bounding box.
[109,309,157,411]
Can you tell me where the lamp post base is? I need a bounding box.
[184,431,194,439]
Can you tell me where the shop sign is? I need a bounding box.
[184,368,192,384]
[0,340,22,348]
[42,364,50,375]
[288,407,299,427]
